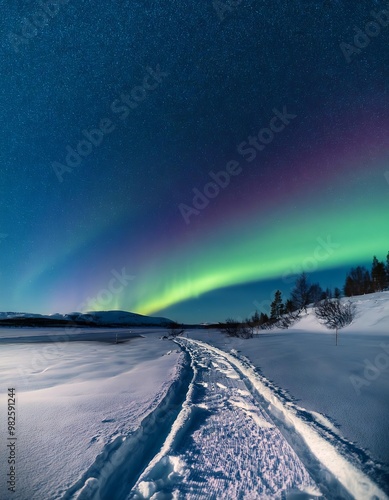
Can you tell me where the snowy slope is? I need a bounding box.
[292,291,389,334]
[343,292,389,332]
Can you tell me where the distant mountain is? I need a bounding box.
[0,310,174,327]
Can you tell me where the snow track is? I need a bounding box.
[61,338,388,499]
[62,352,194,500]
[130,340,322,499]
[162,339,387,500]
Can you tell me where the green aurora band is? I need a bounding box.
[107,163,389,315]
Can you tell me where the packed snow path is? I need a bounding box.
[59,336,387,499]
[130,340,320,499]
[130,338,387,500]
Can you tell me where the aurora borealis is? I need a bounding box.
[1,1,388,322]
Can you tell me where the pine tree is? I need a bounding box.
[251,310,260,325]
[285,299,295,313]
[270,290,284,320]
[309,283,324,304]
[371,256,386,292]
[344,266,372,296]
[344,275,353,297]
[364,269,373,294]
[325,287,333,299]
[291,273,311,312]
[386,252,389,288]
[334,287,342,299]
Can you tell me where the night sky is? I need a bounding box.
[0,0,388,323]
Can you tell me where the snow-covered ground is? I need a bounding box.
[131,338,321,499]
[0,292,388,499]
[190,293,389,468]
[0,334,186,499]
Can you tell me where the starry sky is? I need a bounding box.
[0,0,388,323]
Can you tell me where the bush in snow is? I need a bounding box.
[167,322,185,338]
[219,318,253,339]
[276,311,301,329]
[315,298,355,345]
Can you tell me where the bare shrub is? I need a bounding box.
[168,322,185,337]
[219,318,253,339]
[315,299,355,345]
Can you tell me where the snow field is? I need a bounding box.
[0,338,184,500]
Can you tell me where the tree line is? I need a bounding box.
[344,253,389,296]
[219,250,388,339]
